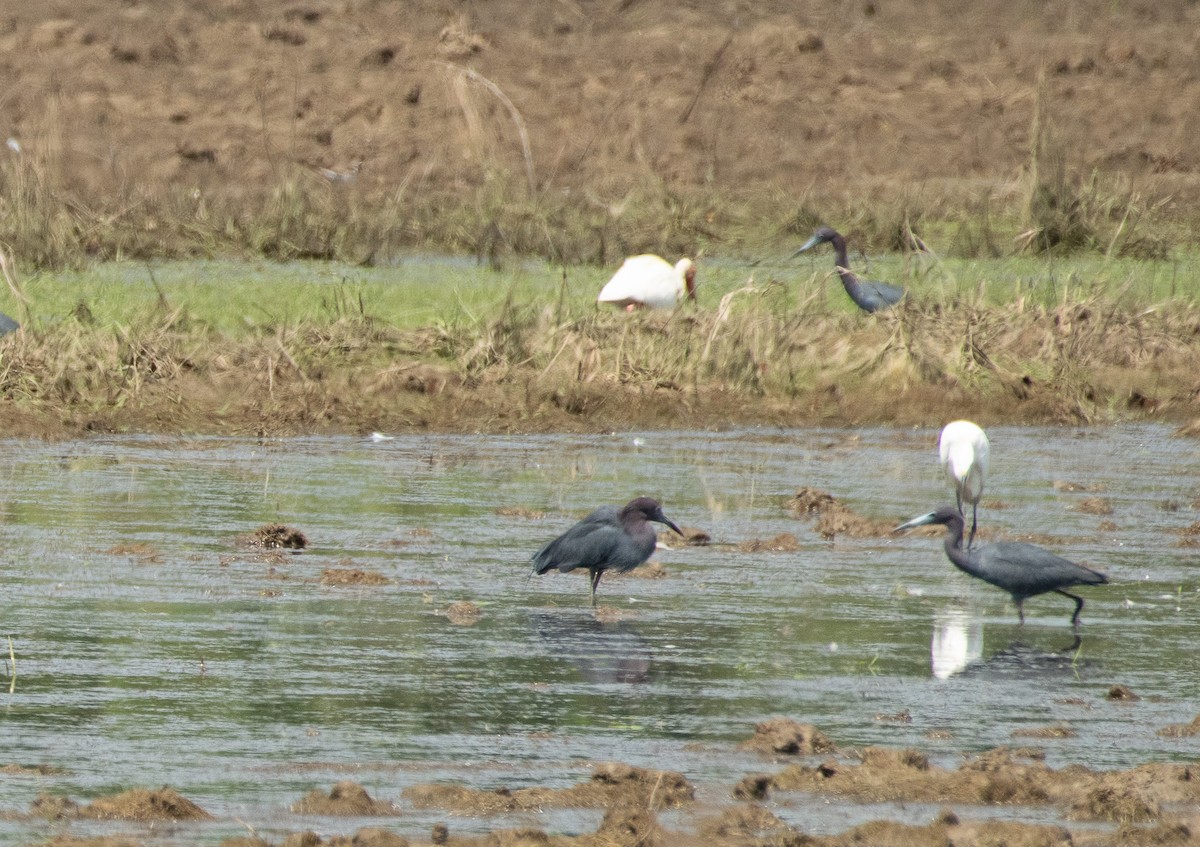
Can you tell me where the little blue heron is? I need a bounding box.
[794,226,905,313]
[531,497,683,606]
[894,506,1107,629]
[597,255,696,310]
[0,313,18,336]
[939,420,990,549]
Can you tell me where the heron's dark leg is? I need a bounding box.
[1055,590,1085,628]
[1015,599,1025,626]
[968,502,979,550]
[589,570,603,606]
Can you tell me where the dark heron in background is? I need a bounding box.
[938,420,990,549]
[0,313,18,336]
[531,497,683,606]
[794,226,906,313]
[894,506,1108,630]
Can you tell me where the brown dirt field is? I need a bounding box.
[6,0,1200,261]
[3,1,1200,436]
[25,752,1200,846]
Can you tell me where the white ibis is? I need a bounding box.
[597,255,696,311]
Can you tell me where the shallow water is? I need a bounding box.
[0,424,1197,843]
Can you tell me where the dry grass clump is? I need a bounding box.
[0,278,1195,437]
[244,524,308,550]
[320,568,389,586]
[80,786,211,821]
[738,718,837,756]
[736,533,802,552]
[291,781,400,816]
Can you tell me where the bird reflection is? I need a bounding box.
[961,635,1085,676]
[528,611,653,685]
[931,609,983,679]
[931,609,1088,679]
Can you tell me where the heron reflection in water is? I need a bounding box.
[528,611,653,685]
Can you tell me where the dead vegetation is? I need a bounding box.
[22,741,1200,847]
[239,524,309,550]
[0,288,1197,438]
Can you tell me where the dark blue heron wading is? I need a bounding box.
[894,506,1108,630]
[532,497,683,606]
[795,226,906,313]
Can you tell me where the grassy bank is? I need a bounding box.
[0,254,1196,439]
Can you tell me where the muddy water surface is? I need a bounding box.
[0,425,1196,843]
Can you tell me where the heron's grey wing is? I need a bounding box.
[532,521,624,575]
[863,280,905,309]
[979,543,1105,597]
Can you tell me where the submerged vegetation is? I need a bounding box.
[0,252,1196,439]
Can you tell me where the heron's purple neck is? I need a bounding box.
[828,232,862,293]
[620,508,656,544]
[940,516,983,579]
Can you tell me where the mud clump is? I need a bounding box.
[107,542,163,564]
[739,718,837,757]
[287,833,397,847]
[761,744,1200,826]
[698,803,802,841]
[1107,684,1141,701]
[1070,783,1160,823]
[785,487,838,516]
[241,523,309,550]
[321,567,390,586]
[80,786,211,821]
[30,792,80,820]
[1053,480,1106,493]
[834,819,954,847]
[442,600,483,625]
[494,506,546,519]
[680,526,712,546]
[1171,521,1200,547]
[292,781,399,816]
[403,763,693,814]
[596,803,666,847]
[785,487,894,539]
[736,532,802,552]
[813,505,896,540]
[3,763,68,776]
[1073,496,1114,515]
[1157,714,1200,737]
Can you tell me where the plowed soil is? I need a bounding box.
[6,0,1200,251]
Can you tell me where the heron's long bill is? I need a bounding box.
[792,234,822,257]
[893,511,940,533]
[661,518,684,536]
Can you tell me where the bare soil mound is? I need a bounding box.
[4,1,1200,263]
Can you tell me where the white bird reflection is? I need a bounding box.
[931,609,983,679]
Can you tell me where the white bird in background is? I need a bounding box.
[938,420,990,549]
[597,255,696,311]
